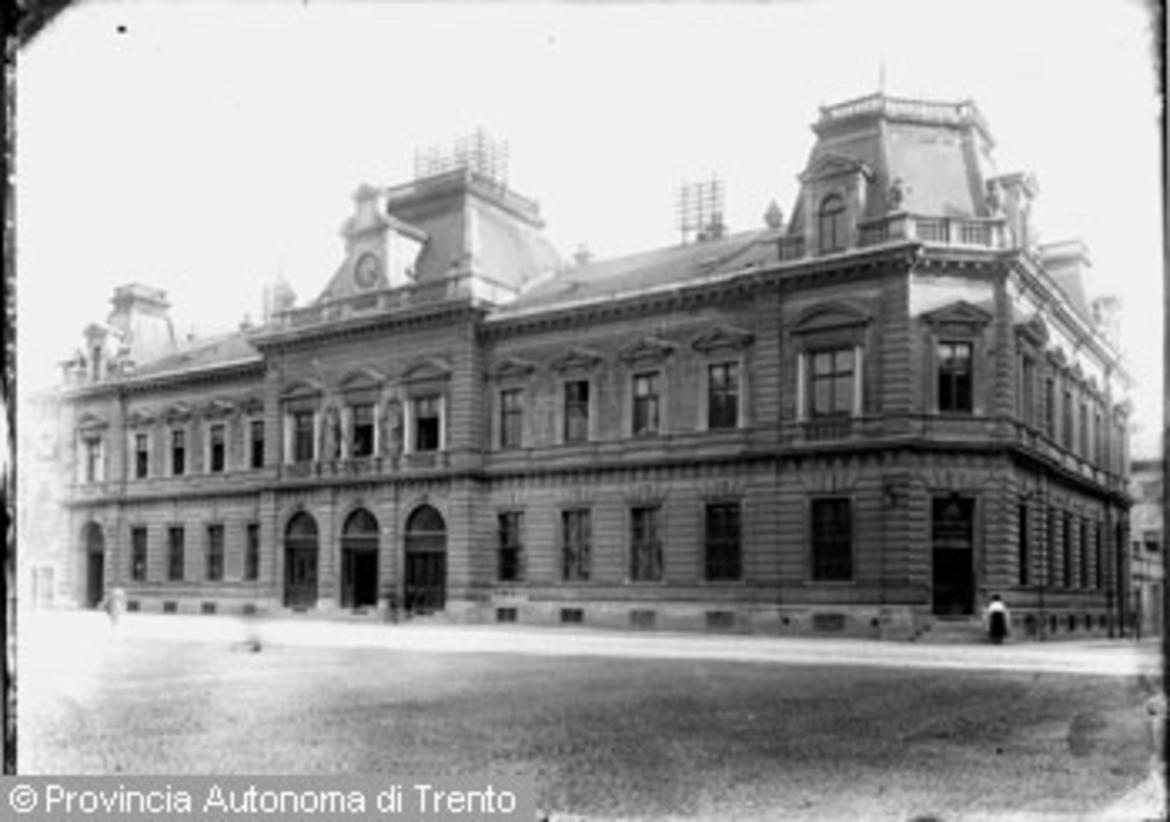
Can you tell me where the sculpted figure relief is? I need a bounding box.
[321,404,341,460]
[381,399,403,457]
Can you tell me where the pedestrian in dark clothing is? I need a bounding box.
[985,594,1009,644]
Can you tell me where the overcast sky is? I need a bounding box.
[16,0,1163,455]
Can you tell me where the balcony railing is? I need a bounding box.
[271,275,468,331]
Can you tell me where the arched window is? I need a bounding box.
[818,194,847,254]
[406,505,446,536]
[343,508,378,536]
[286,512,319,541]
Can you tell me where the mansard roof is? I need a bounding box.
[500,229,774,316]
[128,330,260,379]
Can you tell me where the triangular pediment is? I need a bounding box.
[339,366,386,392]
[401,357,451,383]
[240,395,264,415]
[126,408,156,428]
[492,357,536,380]
[692,325,756,354]
[792,302,870,335]
[282,378,325,399]
[550,347,604,373]
[800,153,873,183]
[618,337,676,364]
[1048,347,1068,367]
[921,300,993,330]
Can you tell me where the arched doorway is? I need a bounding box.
[341,509,379,610]
[82,522,104,608]
[404,505,446,614]
[931,495,976,616]
[284,512,319,610]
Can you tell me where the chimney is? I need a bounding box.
[1091,295,1122,347]
[572,243,593,267]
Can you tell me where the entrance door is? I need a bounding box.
[932,496,975,616]
[341,509,379,610]
[284,512,319,610]
[404,506,446,614]
[83,523,104,608]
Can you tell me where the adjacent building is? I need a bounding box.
[1129,458,1164,637]
[30,93,1133,639]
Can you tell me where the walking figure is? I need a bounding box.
[985,594,1010,644]
[102,587,126,629]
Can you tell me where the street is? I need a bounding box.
[17,612,1165,820]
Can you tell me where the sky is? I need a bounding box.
[15,0,1164,455]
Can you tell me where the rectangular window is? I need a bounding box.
[1078,401,1089,457]
[1093,410,1104,465]
[1061,386,1074,450]
[1095,523,1104,589]
[563,380,590,443]
[245,523,260,582]
[168,527,185,582]
[1017,502,1029,586]
[561,509,592,582]
[83,437,102,483]
[499,389,524,449]
[705,502,742,581]
[707,362,740,430]
[632,373,660,436]
[135,434,149,479]
[1079,519,1090,589]
[131,527,148,582]
[351,404,375,458]
[250,420,265,469]
[937,342,973,413]
[206,524,224,582]
[1020,357,1035,426]
[209,424,226,473]
[1042,377,1055,438]
[171,430,186,476]
[414,395,441,452]
[293,411,315,463]
[811,498,852,581]
[810,348,854,417]
[497,512,524,582]
[1046,507,1057,587]
[1062,511,1073,589]
[629,506,662,582]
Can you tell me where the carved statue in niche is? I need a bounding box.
[321,403,341,460]
[886,177,905,212]
[380,398,403,457]
[984,179,1002,216]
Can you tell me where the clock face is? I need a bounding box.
[354,252,382,288]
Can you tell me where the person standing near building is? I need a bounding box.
[985,594,1010,644]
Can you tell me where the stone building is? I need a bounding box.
[37,93,1132,639]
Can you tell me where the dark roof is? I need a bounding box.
[128,330,259,379]
[498,229,775,315]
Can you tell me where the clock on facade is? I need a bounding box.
[354,252,382,288]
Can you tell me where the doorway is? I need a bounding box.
[83,522,104,608]
[284,512,319,610]
[932,496,975,616]
[341,509,379,610]
[404,505,446,614]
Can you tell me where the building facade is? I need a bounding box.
[35,94,1132,639]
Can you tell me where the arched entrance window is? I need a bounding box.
[284,512,319,610]
[341,509,379,610]
[404,505,446,614]
[82,522,104,608]
[818,194,847,254]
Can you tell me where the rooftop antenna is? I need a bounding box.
[414,127,509,187]
[675,176,725,244]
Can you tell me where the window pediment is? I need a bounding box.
[550,347,604,373]
[491,357,536,381]
[1014,314,1049,347]
[692,325,755,354]
[921,301,993,334]
[126,409,156,428]
[240,396,264,415]
[800,153,873,184]
[792,302,870,336]
[618,337,676,365]
[77,412,108,432]
[164,402,193,423]
[204,398,237,419]
[1048,347,1068,368]
[339,366,385,393]
[401,357,451,384]
[282,378,325,400]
